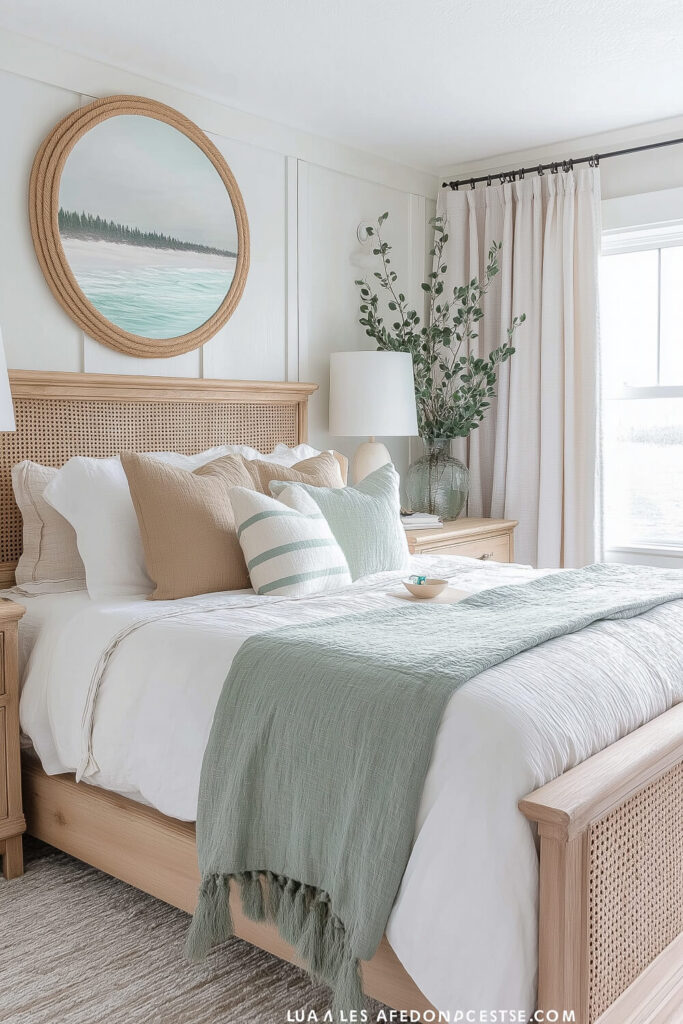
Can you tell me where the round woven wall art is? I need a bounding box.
[29,95,250,358]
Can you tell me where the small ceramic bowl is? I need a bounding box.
[402,578,448,599]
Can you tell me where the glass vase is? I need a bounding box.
[405,438,470,519]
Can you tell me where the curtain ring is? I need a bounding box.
[551,162,559,174]
[519,167,525,179]
[486,174,492,187]
[594,154,600,167]
[537,164,544,176]
[454,182,459,190]
[470,178,476,190]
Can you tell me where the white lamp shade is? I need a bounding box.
[329,351,418,437]
[0,329,15,432]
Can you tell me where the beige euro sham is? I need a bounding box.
[12,460,86,589]
[243,451,344,492]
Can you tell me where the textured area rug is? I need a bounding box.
[0,841,387,1024]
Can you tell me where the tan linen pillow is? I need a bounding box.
[122,452,257,600]
[244,451,344,493]
[11,460,86,588]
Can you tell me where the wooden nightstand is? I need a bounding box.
[0,597,26,880]
[405,517,518,563]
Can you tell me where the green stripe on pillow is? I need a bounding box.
[258,566,350,596]
[237,507,324,539]
[228,485,352,599]
[247,537,338,572]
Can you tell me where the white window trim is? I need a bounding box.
[602,222,683,255]
[601,216,683,561]
[605,546,683,570]
[612,384,683,400]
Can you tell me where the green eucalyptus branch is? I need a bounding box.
[355,214,526,439]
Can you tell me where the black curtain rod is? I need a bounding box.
[442,135,683,190]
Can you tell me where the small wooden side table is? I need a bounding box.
[405,517,518,564]
[0,597,26,879]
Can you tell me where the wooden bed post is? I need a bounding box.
[535,828,588,1019]
[520,703,683,1024]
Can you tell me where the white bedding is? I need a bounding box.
[14,587,91,681]
[18,556,683,1015]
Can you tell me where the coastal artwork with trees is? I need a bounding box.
[58,114,239,340]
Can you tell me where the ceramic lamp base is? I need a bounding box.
[351,439,391,483]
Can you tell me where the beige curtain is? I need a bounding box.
[436,168,602,568]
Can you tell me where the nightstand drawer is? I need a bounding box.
[441,533,511,563]
[406,518,517,562]
[0,706,7,819]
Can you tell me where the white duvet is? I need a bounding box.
[18,555,683,1016]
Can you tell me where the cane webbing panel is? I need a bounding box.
[0,395,299,569]
[587,760,683,1022]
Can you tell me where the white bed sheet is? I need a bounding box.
[9,587,91,681]
[18,556,683,1016]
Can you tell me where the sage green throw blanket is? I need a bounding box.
[186,564,683,1010]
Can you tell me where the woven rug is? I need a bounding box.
[0,841,387,1024]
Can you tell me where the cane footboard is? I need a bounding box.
[520,703,683,1024]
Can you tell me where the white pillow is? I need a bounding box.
[228,486,351,597]
[227,442,323,466]
[43,448,231,600]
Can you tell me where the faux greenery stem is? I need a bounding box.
[355,214,526,439]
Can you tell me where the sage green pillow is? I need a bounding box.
[270,462,409,581]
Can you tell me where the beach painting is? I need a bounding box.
[58,115,239,340]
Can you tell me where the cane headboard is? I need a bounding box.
[0,370,335,586]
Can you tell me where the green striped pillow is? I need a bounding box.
[228,486,352,597]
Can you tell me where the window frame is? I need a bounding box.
[601,226,683,566]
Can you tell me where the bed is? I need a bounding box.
[4,369,682,1024]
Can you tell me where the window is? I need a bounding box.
[600,228,683,562]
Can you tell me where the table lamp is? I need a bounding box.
[329,350,417,483]
[0,328,15,433]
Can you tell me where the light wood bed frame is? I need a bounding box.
[3,370,682,1023]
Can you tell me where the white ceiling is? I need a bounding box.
[1,0,683,173]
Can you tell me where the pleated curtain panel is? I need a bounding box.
[436,167,602,568]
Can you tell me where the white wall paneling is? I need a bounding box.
[0,37,437,454]
[602,185,683,233]
[201,134,288,382]
[298,163,430,478]
[82,336,202,377]
[0,70,83,371]
[285,156,299,382]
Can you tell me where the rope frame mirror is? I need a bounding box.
[29,95,250,358]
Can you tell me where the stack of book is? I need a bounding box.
[400,512,443,530]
